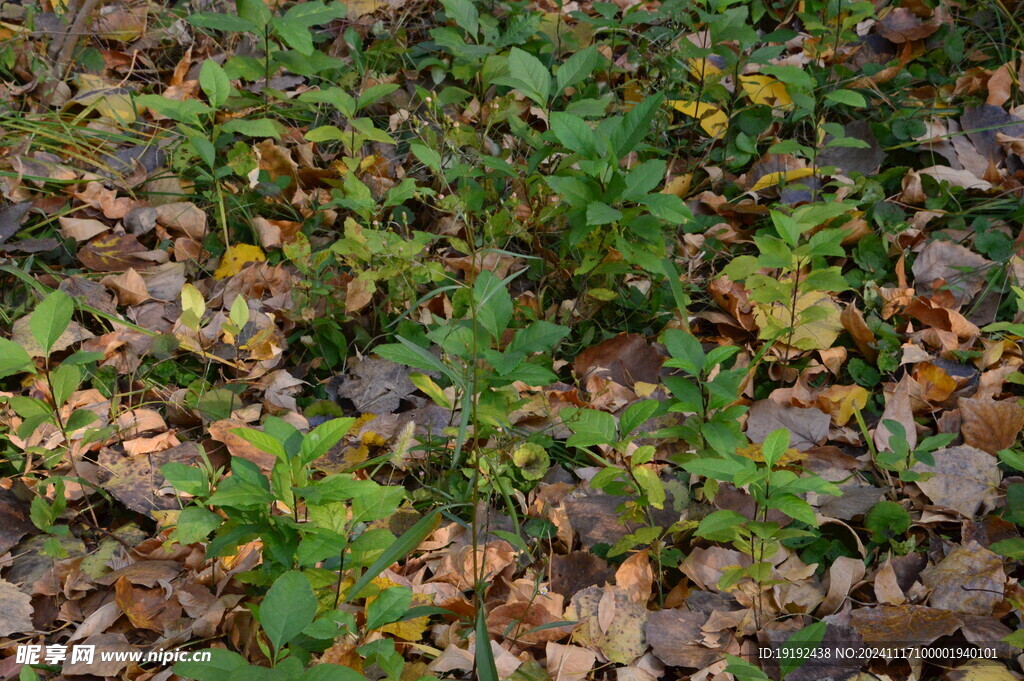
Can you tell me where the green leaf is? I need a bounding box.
[761,428,789,468]
[550,112,595,156]
[160,462,209,497]
[639,193,691,224]
[475,606,500,681]
[135,95,212,124]
[0,338,33,378]
[508,47,551,106]
[365,587,413,630]
[779,621,827,679]
[991,537,1024,560]
[187,13,257,32]
[221,118,282,139]
[610,93,663,158]
[375,338,455,380]
[697,510,747,541]
[507,321,569,354]
[261,571,318,653]
[769,493,817,526]
[273,16,314,55]
[232,427,287,460]
[199,59,231,107]
[682,457,749,482]
[31,290,73,356]
[300,665,366,681]
[864,500,910,541]
[300,417,357,464]
[409,142,442,173]
[237,0,271,29]
[623,159,666,200]
[632,465,665,509]
[556,45,600,91]
[619,400,661,436]
[440,0,478,35]
[173,649,248,680]
[824,89,867,107]
[344,507,442,604]
[173,506,222,545]
[586,201,622,225]
[563,408,617,447]
[473,270,514,340]
[724,654,770,681]
[49,363,82,408]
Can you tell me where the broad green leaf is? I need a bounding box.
[508,47,551,106]
[697,509,747,540]
[409,142,442,172]
[507,321,569,354]
[237,0,271,29]
[221,118,282,139]
[440,0,478,35]
[769,492,818,526]
[586,201,622,225]
[365,587,413,630]
[232,427,287,460]
[550,112,595,156]
[300,417,357,464]
[134,95,212,124]
[187,13,256,32]
[779,621,827,679]
[173,506,223,544]
[0,338,33,378]
[30,290,73,356]
[261,571,317,652]
[173,649,248,680]
[556,45,600,91]
[611,93,663,158]
[824,89,867,107]
[199,60,231,107]
[761,428,790,469]
[623,159,666,200]
[473,270,514,340]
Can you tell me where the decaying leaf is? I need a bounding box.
[921,542,1005,615]
[0,578,34,637]
[565,585,648,664]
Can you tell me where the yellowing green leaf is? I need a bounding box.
[753,290,843,351]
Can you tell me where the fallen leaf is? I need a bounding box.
[817,384,870,427]
[669,100,728,137]
[546,642,597,681]
[921,542,1005,615]
[746,400,830,450]
[946,659,1022,681]
[644,608,720,669]
[0,578,33,637]
[331,356,418,414]
[913,445,1000,517]
[100,267,151,306]
[877,7,942,43]
[214,243,267,279]
[59,216,110,242]
[850,605,961,646]
[574,333,664,389]
[565,585,648,665]
[959,396,1024,454]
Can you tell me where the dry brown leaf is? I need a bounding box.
[840,303,877,362]
[100,267,151,306]
[114,576,182,631]
[912,240,991,306]
[913,445,1000,517]
[746,400,830,450]
[959,396,1024,454]
[877,7,942,42]
[921,542,1005,615]
[0,578,33,637]
[486,601,572,646]
[849,605,961,646]
[817,556,866,615]
[546,642,597,681]
[154,202,207,240]
[644,608,720,669]
[59,216,110,242]
[615,550,654,604]
[574,333,664,390]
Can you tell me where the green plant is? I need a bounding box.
[683,428,841,624]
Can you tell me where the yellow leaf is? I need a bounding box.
[739,74,793,107]
[687,58,722,80]
[214,244,267,280]
[817,384,870,426]
[669,100,728,137]
[72,74,138,124]
[662,174,692,198]
[750,167,816,192]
